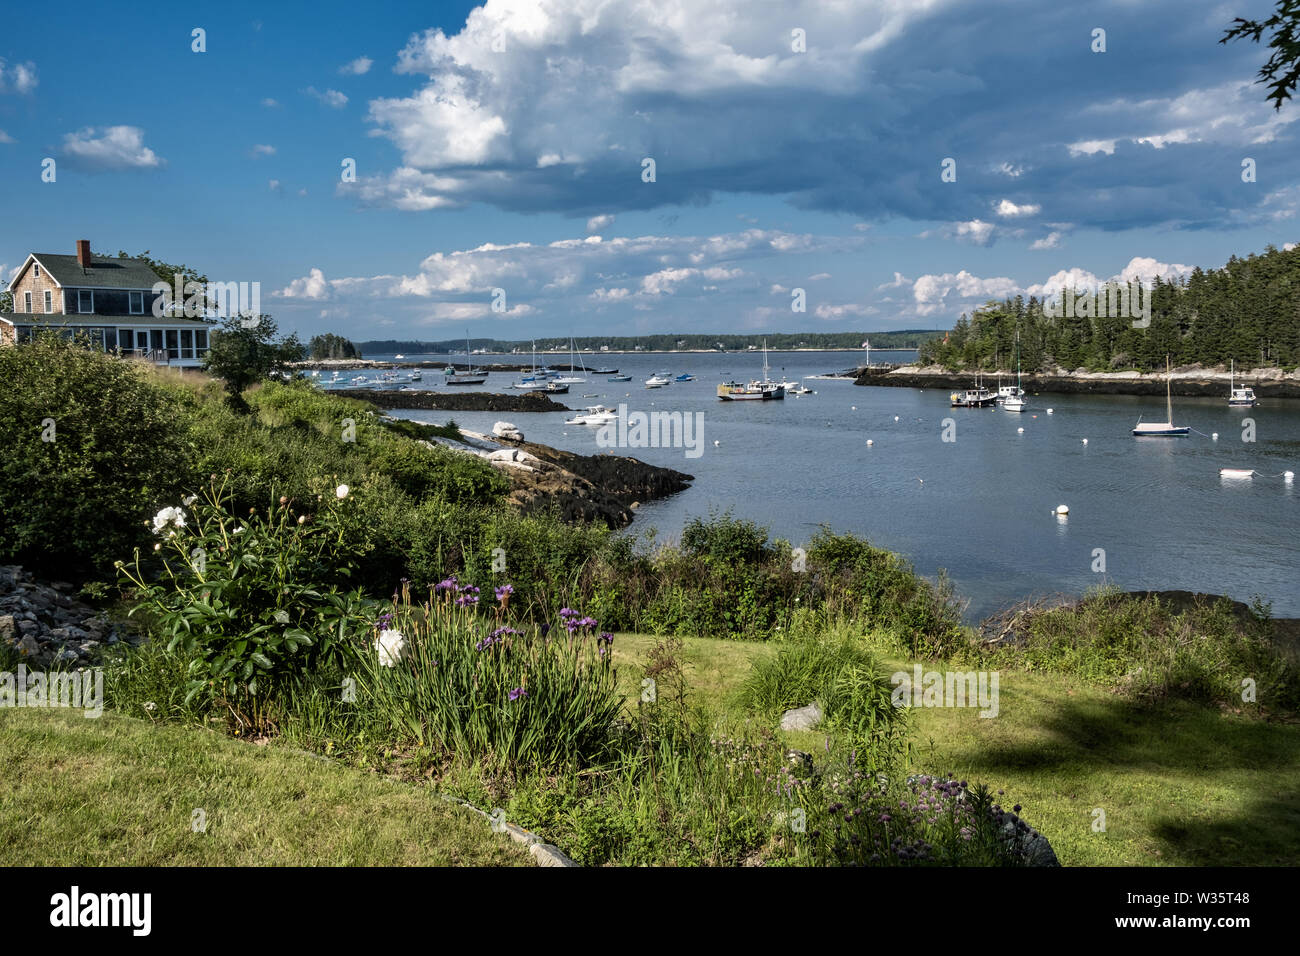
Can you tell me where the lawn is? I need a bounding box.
[4,632,1294,867]
[610,632,1300,866]
[0,708,530,867]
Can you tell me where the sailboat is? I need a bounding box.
[1003,332,1027,412]
[512,341,548,389]
[554,338,587,384]
[1132,356,1189,436]
[717,339,785,400]
[444,332,489,385]
[1228,359,1258,407]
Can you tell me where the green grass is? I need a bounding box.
[610,631,1300,866]
[0,708,531,866]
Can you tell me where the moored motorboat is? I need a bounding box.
[1228,360,1257,407]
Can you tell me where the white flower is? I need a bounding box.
[375,629,408,667]
[182,495,197,506]
[335,484,350,499]
[233,526,245,535]
[297,515,306,525]
[151,506,187,534]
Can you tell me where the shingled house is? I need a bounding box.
[0,240,213,367]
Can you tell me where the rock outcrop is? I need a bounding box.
[0,566,137,667]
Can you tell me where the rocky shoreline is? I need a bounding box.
[855,364,1300,398]
[0,566,139,668]
[333,388,571,412]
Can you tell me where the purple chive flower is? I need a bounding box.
[508,687,527,702]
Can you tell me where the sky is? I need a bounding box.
[1,0,1297,342]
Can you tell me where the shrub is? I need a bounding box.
[799,771,1050,866]
[741,632,909,769]
[0,334,190,579]
[117,476,374,711]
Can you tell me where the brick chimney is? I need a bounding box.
[76,239,91,269]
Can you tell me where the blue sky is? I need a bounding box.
[1,0,1296,341]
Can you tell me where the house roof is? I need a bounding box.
[0,314,214,328]
[22,253,165,290]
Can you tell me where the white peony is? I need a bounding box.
[152,506,187,534]
[336,484,350,499]
[375,629,408,667]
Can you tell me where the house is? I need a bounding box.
[0,240,214,367]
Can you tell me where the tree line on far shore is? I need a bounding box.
[919,244,1300,373]
[356,330,941,355]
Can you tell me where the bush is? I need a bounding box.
[970,588,1299,709]
[741,631,908,768]
[0,334,190,579]
[118,476,374,712]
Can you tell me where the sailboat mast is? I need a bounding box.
[1166,355,1172,423]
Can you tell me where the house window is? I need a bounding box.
[118,328,137,354]
[166,330,179,360]
[78,290,94,313]
[23,292,31,313]
[44,291,52,313]
[129,291,144,314]
[180,329,194,358]
[33,264,41,278]
[195,329,209,357]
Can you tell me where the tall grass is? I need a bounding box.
[353,581,623,770]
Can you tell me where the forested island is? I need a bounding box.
[919,244,1300,373]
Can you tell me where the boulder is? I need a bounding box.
[492,421,525,441]
[780,702,824,731]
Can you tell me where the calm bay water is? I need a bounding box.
[368,349,1300,620]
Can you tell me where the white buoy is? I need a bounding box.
[1055,504,1069,515]
[1081,438,1088,445]
[851,405,857,411]
[1017,427,1024,434]
[713,440,720,447]
[1212,433,1219,440]
[894,416,900,422]
[1220,469,1253,479]
[1046,408,1054,414]
[866,439,874,446]
[1286,471,1295,482]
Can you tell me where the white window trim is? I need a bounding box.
[78,290,94,314]
[129,291,144,314]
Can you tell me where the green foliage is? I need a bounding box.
[967,588,1299,709]
[118,477,375,709]
[308,333,362,360]
[741,633,908,767]
[1222,3,1300,110]
[354,582,623,769]
[0,333,189,579]
[203,315,306,405]
[918,244,1300,372]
